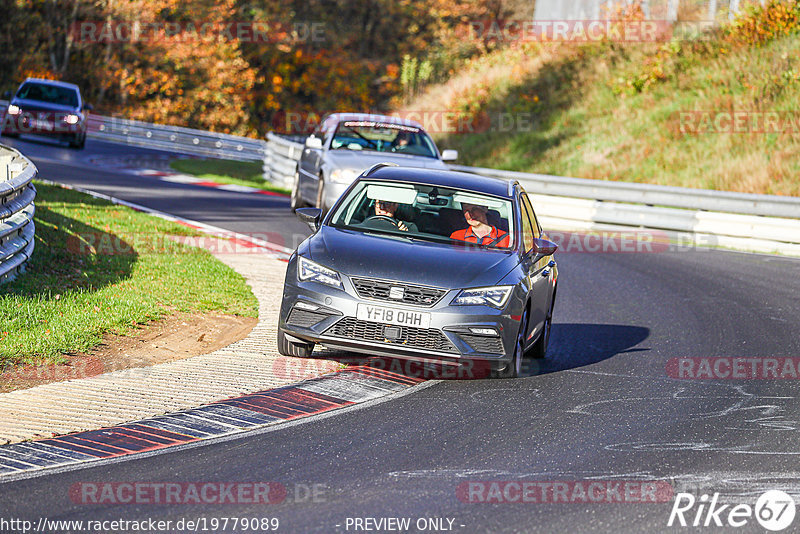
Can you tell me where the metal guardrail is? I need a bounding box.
[0,144,36,284]
[86,115,267,161]
[264,132,304,189]
[263,135,800,256]
[4,90,796,257]
[0,100,266,161]
[449,164,800,219]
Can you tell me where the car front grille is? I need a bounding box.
[326,317,459,354]
[458,334,504,354]
[286,308,331,328]
[350,277,447,307]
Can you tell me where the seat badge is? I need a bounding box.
[389,286,405,300]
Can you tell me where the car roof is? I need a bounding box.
[365,166,514,199]
[326,112,424,130]
[21,78,80,91]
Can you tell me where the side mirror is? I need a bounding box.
[296,207,322,230]
[532,237,558,256]
[305,136,323,150]
[441,149,458,162]
[83,103,93,111]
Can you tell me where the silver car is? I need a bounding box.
[278,164,559,379]
[290,113,458,213]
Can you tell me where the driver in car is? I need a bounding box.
[362,199,418,232]
[451,203,510,247]
[390,131,412,152]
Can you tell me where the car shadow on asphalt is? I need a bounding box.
[528,322,650,377]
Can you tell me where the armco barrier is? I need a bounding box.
[263,135,800,257]
[265,132,304,189]
[4,91,796,257]
[0,144,36,284]
[0,100,266,162]
[86,115,267,161]
[447,164,800,219]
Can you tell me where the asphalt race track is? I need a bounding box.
[2,136,800,533]
[1,135,311,250]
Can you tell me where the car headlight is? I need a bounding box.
[297,257,342,289]
[64,114,80,124]
[452,286,513,309]
[329,168,360,184]
[7,105,20,115]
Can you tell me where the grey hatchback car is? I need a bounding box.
[278,164,559,378]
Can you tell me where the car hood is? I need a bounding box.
[11,98,79,113]
[307,226,517,290]
[325,150,448,172]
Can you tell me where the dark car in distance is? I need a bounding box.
[1,78,91,149]
[278,164,559,379]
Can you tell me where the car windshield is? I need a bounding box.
[330,180,515,250]
[331,120,438,159]
[16,82,78,107]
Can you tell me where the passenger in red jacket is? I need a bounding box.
[450,203,510,248]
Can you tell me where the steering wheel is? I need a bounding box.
[363,215,399,227]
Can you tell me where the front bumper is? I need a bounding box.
[2,113,84,138]
[279,261,521,370]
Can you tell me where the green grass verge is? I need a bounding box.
[169,158,291,195]
[0,182,258,365]
[428,3,800,196]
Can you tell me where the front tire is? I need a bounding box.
[69,132,86,149]
[492,309,528,379]
[315,175,327,213]
[530,297,554,360]
[277,329,315,358]
[290,170,306,212]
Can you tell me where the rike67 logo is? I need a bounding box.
[668,490,796,531]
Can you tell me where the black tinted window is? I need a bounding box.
[16,82,78,107]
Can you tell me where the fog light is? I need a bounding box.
[294,301,319,311]
[64,114,79,125]
[469,327,499,336]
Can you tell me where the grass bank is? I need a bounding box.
[169,158,290,195]
[0,182,258,365]
[411,1,800,196]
